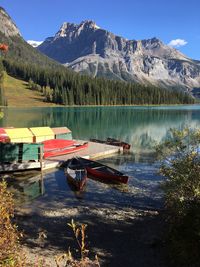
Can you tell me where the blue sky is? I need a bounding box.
[1,0,200,59]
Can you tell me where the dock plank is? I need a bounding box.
[0,141,122,173]
[43,141,122,170]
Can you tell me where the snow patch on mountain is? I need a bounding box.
[27,40,43,47]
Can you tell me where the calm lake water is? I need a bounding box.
[1,105,200,209]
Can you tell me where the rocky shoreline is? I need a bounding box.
[15,197,167,266]
[12,158,167,266]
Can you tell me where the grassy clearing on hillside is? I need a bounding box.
[3,73,59,107]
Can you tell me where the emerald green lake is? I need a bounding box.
[1,105,200,152]
[1,105,200,209]
[1,105,200,267]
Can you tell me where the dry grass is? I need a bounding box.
[3,73,59,107]
[0,181,26,267]
[55,219,100,267]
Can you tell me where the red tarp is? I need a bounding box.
[42,139,75,151]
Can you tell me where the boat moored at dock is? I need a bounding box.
[64,157,87,191]
[77,157,129,184]
[90,137,131,150]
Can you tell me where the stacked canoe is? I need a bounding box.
[42,139,88,158]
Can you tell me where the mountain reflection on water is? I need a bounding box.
[0,105,200,208]
[1,105,200,152]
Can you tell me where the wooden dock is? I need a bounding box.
[0,141,123,173]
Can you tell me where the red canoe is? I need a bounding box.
[90,137,131,150]
[77,157,128,184]
[43,140,88,158]
[43,139,75,150]
[64,158,87,191]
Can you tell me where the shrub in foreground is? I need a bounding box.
[0,180,25,267]
[55,219,100,267]
[0,180,99,266]
[159,129,200,266]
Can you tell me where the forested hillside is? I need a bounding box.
[0,27,195,106]
[2,72,59,107]
[0,6,196,106]
[3,58,194,105]
[0,31,59,68]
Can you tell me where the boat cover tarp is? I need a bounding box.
[30,127,54,137]
[43,139,75,150]
[29,127,54,142]
[51,127,71,134]
[4,128,33,143]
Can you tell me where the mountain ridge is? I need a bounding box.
[0,7,21,37]
[38,20,200,90]
[0,6,63,69]
[0,6,195,107]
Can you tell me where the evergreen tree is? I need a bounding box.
[2,58,195,106]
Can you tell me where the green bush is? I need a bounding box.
[158,128,200,266]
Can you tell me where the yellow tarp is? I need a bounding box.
[29,127,54,136]
[29,127,54,142]
[5,128,34,143]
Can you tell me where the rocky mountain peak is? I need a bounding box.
[150,37,162,43]
[80,20,100,29]
[55,22,74,38]
[38,19,200,90]
[141,37,164,50]
[55,20,100,39]
[0,6,21,37]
